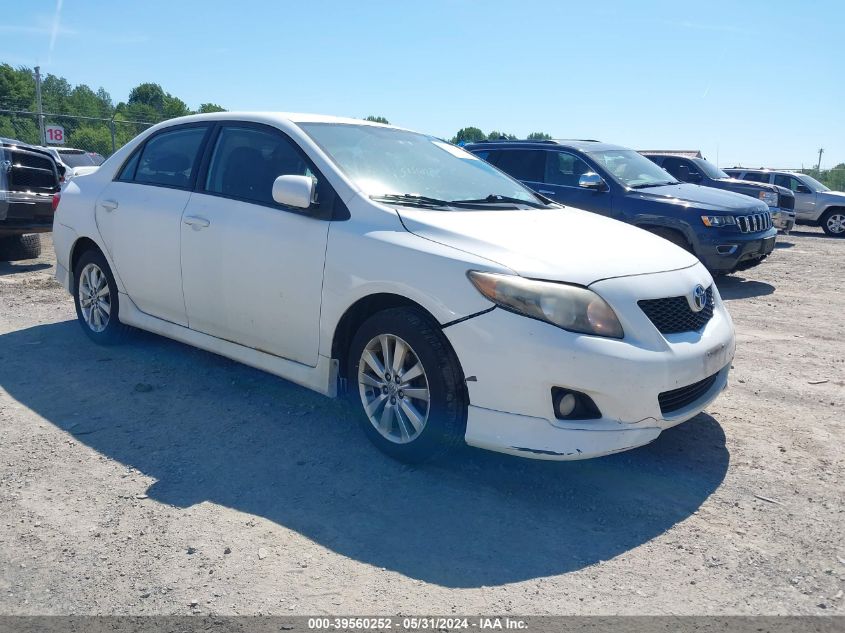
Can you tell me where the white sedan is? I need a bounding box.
[52,113,735,462]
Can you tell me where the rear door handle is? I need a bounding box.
[183,215,210,229]
[100,199,119,212]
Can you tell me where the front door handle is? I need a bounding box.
[538,190,555,195]
[100,199,119,212]
[183,215,210,229]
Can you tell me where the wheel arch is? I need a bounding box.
[69,236,103,292]
[331,293,450,382]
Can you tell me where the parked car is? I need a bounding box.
[724,168,845,237]
[53,113,735,463]
[0,137,61,260]
[466,140,777,275]
[642,153,795,233]
[88,152,106,166]
[40,147,101,183]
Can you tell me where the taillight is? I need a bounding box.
[52,192,61,212]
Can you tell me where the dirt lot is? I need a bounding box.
[0,230,842,616]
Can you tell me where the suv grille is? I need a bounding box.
[638,286,714,334]
[659,371,720,415]
[736,212,772,233]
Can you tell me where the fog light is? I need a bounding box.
[556,393,577,417]
[551,387,602,420]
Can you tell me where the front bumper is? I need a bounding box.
[443,264,736,460]
[771,208,796,232]
[695,227,777,273]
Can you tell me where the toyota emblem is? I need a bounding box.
[691,285,707,312]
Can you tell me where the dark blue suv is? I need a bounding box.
[465,140,777,274]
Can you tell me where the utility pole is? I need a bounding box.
[817,147,824,172]
[34,66,45,145]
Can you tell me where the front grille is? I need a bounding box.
[736,212,772,233]
[658,371,720,415]
[4,148,59,194]
[638,286,714,334]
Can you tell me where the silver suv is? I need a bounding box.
[725,168,845,237]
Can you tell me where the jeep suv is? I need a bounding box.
[724,168,845,237]
[643,153,795,233]
[0,137,61,260]
[467,140,777,274]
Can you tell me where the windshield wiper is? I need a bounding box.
[630,181,679,189]
[370,193,452,208]
[448,194,547,208]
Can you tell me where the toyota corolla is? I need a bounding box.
[52,113,735,462]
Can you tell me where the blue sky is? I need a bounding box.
[2,0,843,168]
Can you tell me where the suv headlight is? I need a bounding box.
[758,191,778,207]
[467,271,623,338]
[701,215,737,227]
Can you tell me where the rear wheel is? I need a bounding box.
[73,249,130,344]
[820,209,845,237]
[347,307,467,463]
[0,234,41,261]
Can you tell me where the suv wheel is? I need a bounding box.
[347,307,467,463]
[820,209,845,237]
[0,234,42,261]
[73,249,130,344]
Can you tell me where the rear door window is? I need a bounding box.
[741,172,771,184]
[133,126,208,189]
[493,150,545,183]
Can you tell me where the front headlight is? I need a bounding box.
[701,215,736,227]
[758,191,778,207]
[467,271,624,338]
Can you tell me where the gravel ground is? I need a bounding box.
[0,230,842,616]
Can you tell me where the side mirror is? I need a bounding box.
[272,174,315,209]
[578,172,607,191]
[796,184,811,194]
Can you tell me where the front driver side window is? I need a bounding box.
[774,174,805,193]
[205,126,314,206]
[543,151,592,187]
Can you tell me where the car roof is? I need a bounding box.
[727,167,803,176]
[150,111,408,132]
[465,139,629,152]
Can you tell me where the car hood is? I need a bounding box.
[396,206,699,286]
[630,183,768,213]
[820,190,845,201]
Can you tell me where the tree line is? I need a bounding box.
[1,63,842,190]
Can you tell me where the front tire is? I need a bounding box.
[347,307,467,463]
[820,209,845,237]
[73,249,130,345]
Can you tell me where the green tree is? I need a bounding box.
[451,127,487,144]
[487,130,516,140]
[197,103,226,113]
[365,115,389,124]
[527,131,553,140]
[69,125,113,156]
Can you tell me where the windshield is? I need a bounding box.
[587,149,679,188]
[693,158,730,180]
[800,174,830,192]
[59,152,96,167]
[298,123,543,207]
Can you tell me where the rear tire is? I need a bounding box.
[820,209,845,237]
[73,249,131,345]
[0,234,42,261]
[347,307,467,463]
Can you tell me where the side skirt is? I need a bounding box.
[117,292,338,397]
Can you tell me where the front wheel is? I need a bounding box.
[347,307,467,463]
[820,210,845,237]
[73,249,130,344]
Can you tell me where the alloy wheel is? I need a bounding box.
[826,213,845,235]
[358,334,430,444]
[78,262,111,333]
